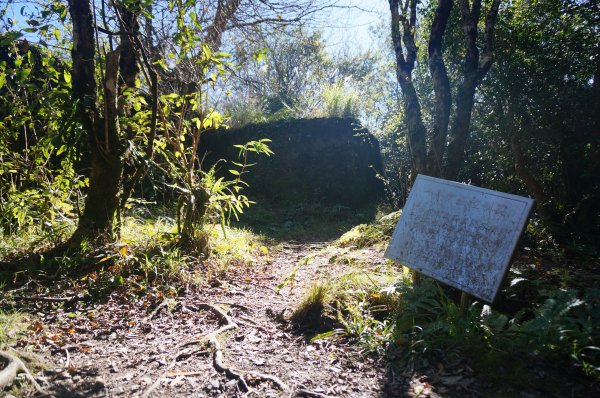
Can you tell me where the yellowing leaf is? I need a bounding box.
[96,256,112,264]
[119,245,128,256]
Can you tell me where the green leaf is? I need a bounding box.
[63,70,71,84]
[229,169,240,176]
[203,44,212,59]
[16,68,31,80]
[0,73,5,89]
[253,48,268,63]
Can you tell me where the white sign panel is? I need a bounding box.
[385,175,534,302]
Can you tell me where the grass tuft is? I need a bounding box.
[291,284,329,327]
[210,226,268,272]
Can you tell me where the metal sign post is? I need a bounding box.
[385,175,534,304]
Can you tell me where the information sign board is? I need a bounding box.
[385,175,534,302]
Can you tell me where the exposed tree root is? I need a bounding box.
[0,351,47,394]
[141,303,290,397]
[207,332,250,392]
[246,371,290,394]
[295,389,333,398]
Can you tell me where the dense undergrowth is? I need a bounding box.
[0,206,269,344]
[293,212,600,392]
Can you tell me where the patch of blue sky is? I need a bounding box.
[312,0,389,54]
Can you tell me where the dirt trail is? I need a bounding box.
[14,240,392,397]
[8,239,595,397]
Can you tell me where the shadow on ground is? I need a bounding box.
[232,197,382,242]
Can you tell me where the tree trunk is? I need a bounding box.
[445,79,477,180]
[426,0,453,178]
[117,5,140,90]
[205,0,243,50]
[445,0,481,181]
[510,135,547,207]
[116,1,147,209]
[68,1,125,245]
[445,0,501,181]
[398,72,428,175]
[67,0,97,138]
[389,0,500,180]
[389,0,428,175]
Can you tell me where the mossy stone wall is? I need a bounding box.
[198,118,384,207]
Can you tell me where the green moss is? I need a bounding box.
[335,210,401,248]
[0,310,30,350]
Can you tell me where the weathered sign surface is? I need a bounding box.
[385,175,534,302]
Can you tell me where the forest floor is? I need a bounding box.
[1,207,599,397]
[3,240,398,397]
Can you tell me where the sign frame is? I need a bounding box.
[385,175,534,303]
